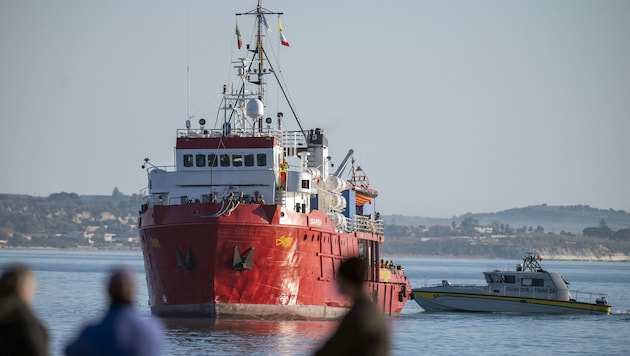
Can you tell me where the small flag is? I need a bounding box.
[278,19,290,46]
[262,14,271,32]
[235,22,242,49]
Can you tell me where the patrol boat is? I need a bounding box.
[137,1,412,319]
[413,252,611,314]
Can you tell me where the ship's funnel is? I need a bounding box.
[246,99,264,119]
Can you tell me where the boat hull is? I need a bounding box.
[149,301,348,320]
[139,203,412,319]
[413,290,611,314]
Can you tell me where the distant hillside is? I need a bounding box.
[386,204,630,234]
[0,190,142,249]
[382,204,630,260]
[1,193,628,259]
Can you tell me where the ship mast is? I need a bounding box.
[235,1,308,140]
[236,0,280,103]
[256,2,264,92]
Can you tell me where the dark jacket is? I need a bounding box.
[314,293,390,356]
[0,295,48,356]
[65,304,162,356]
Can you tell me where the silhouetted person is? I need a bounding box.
[314,257,390,356]
[65,268,163,356]
[0,265,49,356]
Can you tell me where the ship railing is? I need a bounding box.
[146,165,176,172]
[571,290,610,305]
[140,165,176,199]
[176,128,284,141]
[421,281,490,293]
[347,215,384,235]
[424,282,486,288]
[173,128,307,152]
[281,131,307,156]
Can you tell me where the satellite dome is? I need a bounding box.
[246,99,264,119]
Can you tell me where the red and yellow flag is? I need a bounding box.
[278,19,290,47]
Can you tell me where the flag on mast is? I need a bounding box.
[262,14,271,32]
[278,19,290,46]
[235,22,243,49]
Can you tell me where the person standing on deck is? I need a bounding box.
[279,159,289,189]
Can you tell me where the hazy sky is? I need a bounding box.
[1,0,629,218]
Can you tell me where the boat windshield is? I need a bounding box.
[485,273,516,284]
[486,273,503,283]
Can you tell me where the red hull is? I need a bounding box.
[139,202,412,319]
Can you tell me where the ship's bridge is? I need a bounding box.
[142,124,380,235]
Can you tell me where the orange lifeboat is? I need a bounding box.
[350,165,378,206]
[354,185,378,206]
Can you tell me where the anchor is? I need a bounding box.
[231,246,255,271]
[176,245,194,270]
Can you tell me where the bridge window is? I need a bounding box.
[220,154,230,167]
[244,154,255,167]
[196,154,206,167]
[183,152,268,168]
[488,274,503,283]
[183,154,193,167]
[208,154,218,167]
[503,275,516,283]
[232,154,243,167]
[522,278,544,287]
[257,153,267,166]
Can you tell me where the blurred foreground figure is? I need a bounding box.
[65,268,163,356]
[0,265,49,356]
[314,257,390,356]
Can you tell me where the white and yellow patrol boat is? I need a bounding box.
[412,253,611,314]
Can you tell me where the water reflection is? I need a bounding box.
[162,318,337,355]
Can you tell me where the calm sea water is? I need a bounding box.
[1,249,628,355]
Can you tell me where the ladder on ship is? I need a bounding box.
[275,189,286,206]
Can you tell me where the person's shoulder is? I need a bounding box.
[64,320,104,356]
[0,295,22,321]
[0,295,43,327]
[76,319,105,338]
[353,295,382,313]
[122,309,163,333]
[351,296,388,327]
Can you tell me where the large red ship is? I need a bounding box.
[138,1,412,319]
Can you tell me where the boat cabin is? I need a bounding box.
[480,254,573,301]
